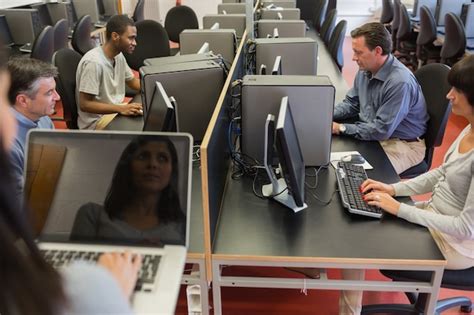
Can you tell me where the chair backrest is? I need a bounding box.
[164,5,199,43]
[124,20,170,71]
[416,5,437,46]
[397,4,412,41]
[392,0,401,32]
[52,48,82,129]
[440,12,466,64]
[381,0,394,24]
[31,25,55,63]
[71,15,96,56]
[414,63,451,168]
[132,0,145,22]
[326,0,337,18]
[313,0,328,32]
[328,19,347,71]
[320,8,337,46]
[53,19,69,52]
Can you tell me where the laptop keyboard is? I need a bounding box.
[335,161,383,218]
[41,249,161,292]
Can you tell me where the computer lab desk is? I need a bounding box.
[210,136,446,315]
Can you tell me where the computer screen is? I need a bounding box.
[32,4,53,26]
[72,0,100,23]
[143,82,178,132]
[275,96,305,208]
[0,15,14,46]
[271,55,282,75]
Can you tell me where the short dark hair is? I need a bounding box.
[7,57,58,105]
[351,22,392,55]
[105,14,135,41]
[448,55,474,106]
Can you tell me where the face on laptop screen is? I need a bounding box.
[24,131,192,248]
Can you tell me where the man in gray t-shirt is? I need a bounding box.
[76,14,142,130]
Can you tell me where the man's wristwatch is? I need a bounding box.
[338,124,346,134]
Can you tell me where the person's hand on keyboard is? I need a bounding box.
[360,179,395,196]
[98,251,142,298]
[119,103,143,116]
[363,191,401,216]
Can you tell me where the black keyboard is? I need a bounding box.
[40,249,161,292]
[335,161,383,218]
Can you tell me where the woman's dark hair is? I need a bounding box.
[104,135,184,224]
[0,49,65,314]
[448,55,474,106]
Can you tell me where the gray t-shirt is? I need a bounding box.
[76,46,135,129]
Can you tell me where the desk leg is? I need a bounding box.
[424,265,444,314]
[182,259,210,315]
[212,260,223,315]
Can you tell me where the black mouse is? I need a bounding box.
[341,154,366,164]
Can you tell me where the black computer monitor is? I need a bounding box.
[274,96,306,210]
[32,4,53,26]
[143,82,178,132]
[271,55,282,75]
[0,15,14,47]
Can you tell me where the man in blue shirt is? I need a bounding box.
[8,58,59,203]
[332,22,429,174]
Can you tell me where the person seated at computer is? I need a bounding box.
[76,14,142,130]
[0,47,141,315]
[8,57,60,205]
[332,22,429,175]
[71,136,185,245]
[340,55,474,315]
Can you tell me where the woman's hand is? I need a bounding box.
[98,251,142,299]
[363,191,401,216]
[360,179,395,196]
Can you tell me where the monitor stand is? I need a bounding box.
[262,168,307,213]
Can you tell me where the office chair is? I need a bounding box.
[313,0,328,33]
[396,4,418,70]
[362,267,474,314]
[440,12,466,67]
[53,19,69,52]
[164,5,199,43]
[392,0,401,52]
[53,48,82,129]
[328,19,347,71]
[380,0,394,31]
[416,5,441,67]
[71,15,96,56]
[132,0,145,22]
[399,63,451,179]
[123,20,170,71]
[320,9,337,46]
[30,25,55,63]
[326,0,337,18]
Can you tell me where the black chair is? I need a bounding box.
[396,4,418,69]
[313,0,328,33]
[123,20,170,71]
[362,267,474,314]
[53,48,82,129]
[30,25,54,63]
[380,0,394,31]
[391,0,401,51]
[399,63,452,179]
[416,5,441,66]
[326,0,337,18]
[164,5,199,44]
[328,19,347,71]
[132,0,145,22]
[53,19,69,52]
[320,9,337,46]
[440,12,466,67]
[71,15,96,56]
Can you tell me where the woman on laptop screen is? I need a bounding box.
[71,135,185,246]
[0,48,139,314]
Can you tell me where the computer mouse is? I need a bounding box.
[341,154,366,164]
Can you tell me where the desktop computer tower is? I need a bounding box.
[461,3,474,38]
[71,0,100,23]
[257,20,306,38]
[0,9,42,45]
[259,8,301,20]
[47,2,76,28]
[218,3,247,14]
[139,61,225,141]
[261,0,297,9]
[180,29,237,64]
[255,38,317,75]
[202,14,246,39]
[241,75,334,166]
[144,53,222,66]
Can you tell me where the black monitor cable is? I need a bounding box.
[304,164,338,205]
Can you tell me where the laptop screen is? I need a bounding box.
[24,131,192,248]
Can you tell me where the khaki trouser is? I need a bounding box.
[379,138,426,174]
[94,113,118,130]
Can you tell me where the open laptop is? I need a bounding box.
[24,130,193,314]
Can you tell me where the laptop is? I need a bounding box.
[24,130,193,314]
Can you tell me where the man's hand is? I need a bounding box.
[332,122,341,135]
[119,103,143,116]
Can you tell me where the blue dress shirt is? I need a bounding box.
[10,108,54,203]
[333,54,429,141]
